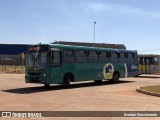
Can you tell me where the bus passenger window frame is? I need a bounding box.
[49,50,62,67]
[75,50,88,63]
[111,52,117,58]
[63,49,75,63]
[154,57,159,65]
[88,51,98,63]
[125,53,128,58]
[106,52,111,58]
[98,51,108,62]
[116,53,120,58]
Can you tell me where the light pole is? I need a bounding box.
[93,21,96,47]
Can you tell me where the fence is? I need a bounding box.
[0,65,25,73]
[0,55,25,73]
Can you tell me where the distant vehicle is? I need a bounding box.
[138,54,160,75]
[25,44,138,87]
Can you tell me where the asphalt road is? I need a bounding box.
[0,74,160,120]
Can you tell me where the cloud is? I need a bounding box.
[86,2,160,18]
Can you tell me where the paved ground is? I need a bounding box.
[0,74,160,120]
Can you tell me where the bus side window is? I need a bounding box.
[106,52,111,62]
[139,57,143,64]
[99,51,108,62]
[138,58,140,64]
[75,50,88,63]
[63,49,74,63]
[119,53,126,63]
[135,53,138,63]
[89,51,98,62]
[110,52,118,63]
[50,51,61,64]
[116,53,120,58]
[132,53,135,58]
[154,57,159,65]
[107,52,111,58]
[127,53,134,63]
[125,53,128,58]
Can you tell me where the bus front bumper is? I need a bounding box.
[25,73,48,84]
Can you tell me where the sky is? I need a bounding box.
[0,0,160,54]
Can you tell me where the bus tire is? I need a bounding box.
[44,84,50,88]
[94,80,102,84]
[64,74,71,88]
[111,72,120,83]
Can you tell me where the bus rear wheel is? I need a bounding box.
[64,74,71,88]
[44,84,50,88]
[110,72,119,83]
[94,80,102,84]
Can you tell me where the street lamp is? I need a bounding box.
[93,21,96,47]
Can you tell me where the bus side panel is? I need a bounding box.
[114,63,126,78]
[138,64,142,74]
[74,63,90,81]
[50,63,79,84]
[49,66,64,84]
[150,65,159,74]
[127,63,138,77]
[88,63,102,81]
[139,64,150,74]
[61,63,104,82]
[141,65,146,74]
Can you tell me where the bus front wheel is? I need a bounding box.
[44,84,50,88]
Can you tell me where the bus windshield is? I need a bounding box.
[26,52,47,71]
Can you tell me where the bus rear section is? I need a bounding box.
[138,55,160,75]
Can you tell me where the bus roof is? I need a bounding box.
[32,43,136,53]
[118,49,137,53]
[49,44,118,52]
[138,54,160,57]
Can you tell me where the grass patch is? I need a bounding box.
[140,85,160,94]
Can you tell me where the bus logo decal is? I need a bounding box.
[103,63,114,79]
[131,65,138,70]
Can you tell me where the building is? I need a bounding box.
[52,41,126,49]
[0,44,30,65]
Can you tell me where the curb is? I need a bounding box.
[136,87,160,97]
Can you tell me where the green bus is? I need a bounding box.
[25,44,138,87]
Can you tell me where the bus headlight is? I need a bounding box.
[25,74,28,78]
[44,74,46,77]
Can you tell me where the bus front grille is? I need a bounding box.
[30,76,40,83]
[31,79,40,83]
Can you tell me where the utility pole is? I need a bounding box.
[93,21,96,47]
